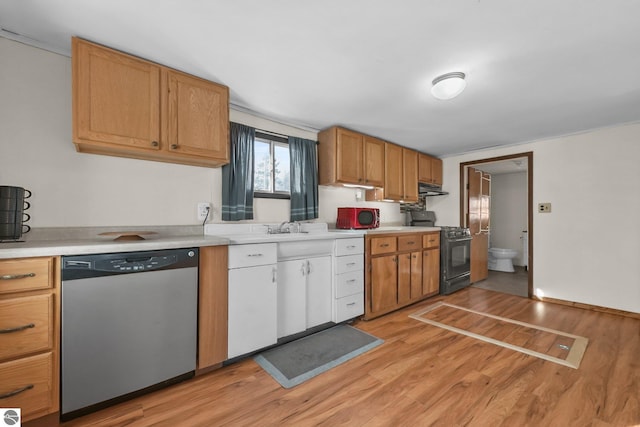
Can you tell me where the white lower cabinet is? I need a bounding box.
[333,238,365,323]
[306,256,333,329]
[277,255,332,338]
[228,244,278,359]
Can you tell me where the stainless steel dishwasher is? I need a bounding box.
[61,248,198,419]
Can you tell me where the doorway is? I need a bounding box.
[460,152,533,298]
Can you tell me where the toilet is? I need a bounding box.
[488,248,518,272]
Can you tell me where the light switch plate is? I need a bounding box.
[538,202,551,213]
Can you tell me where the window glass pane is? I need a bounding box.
[254,140,271,192]
[274,144,290,192]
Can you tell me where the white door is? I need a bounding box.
[306,256,332,329]
[228,264,277,358]
[277,259,307,338]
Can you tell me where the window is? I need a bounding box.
[254,131,290,198]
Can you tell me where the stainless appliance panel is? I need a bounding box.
[61,250,197,416]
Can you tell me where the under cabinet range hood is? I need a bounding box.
[418,182,449,196]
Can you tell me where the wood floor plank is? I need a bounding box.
[57,287,640,427]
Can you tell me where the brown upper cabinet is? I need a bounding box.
[318,126,385,187]
[418,153,443,186]
[368,144,418,203]
[72,37,229,167]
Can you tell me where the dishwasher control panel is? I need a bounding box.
[62,248,198,280]
[94,255,178,272]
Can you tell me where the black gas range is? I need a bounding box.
[409,211,472,295]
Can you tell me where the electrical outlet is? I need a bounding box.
[197,202,211,221]
[538,202,551,213]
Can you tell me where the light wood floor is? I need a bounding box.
[59,288,639,427]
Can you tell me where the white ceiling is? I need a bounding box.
[2,0,640,157]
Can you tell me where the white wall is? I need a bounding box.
[490,172,528,266]
[0,38,404,228]
[0,38,218,227]
[430,126,640,313]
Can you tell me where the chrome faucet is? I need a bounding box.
[267,221,302,234]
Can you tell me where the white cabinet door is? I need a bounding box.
[228,264,277,358]
[277,259,307,338]
[307,255,332,329]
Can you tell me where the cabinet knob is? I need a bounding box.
[151,141,159,147]
[171,144,178,149]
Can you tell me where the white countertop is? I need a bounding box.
[0,234,229,259]
[0,224,440,259]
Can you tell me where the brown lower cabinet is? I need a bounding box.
[0,257,59,423]
[365,231,440,320]
[197,245,228,370]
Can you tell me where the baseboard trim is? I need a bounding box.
[533,296,640,320]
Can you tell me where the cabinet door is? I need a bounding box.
[363,136,385,187]
[166,70,229,162]
[422,249,440,296]
[73,38,161,151]
[418,153,433,183]
[336,128,364,184]
[370,255,398,313]
[277,260,307,338]
[228,265,277,358]
[431,157,443,186]
[410,251,423,299]
[306,256,332,329]
[397,253,411,305]
[384,143,404,200]
[403,148,418,202]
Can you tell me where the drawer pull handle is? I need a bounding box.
[0,384,34,399]
[247,254,264,257]
[0,273,36,281]
[0,323,35,334]
[346,279,357,283]
[380,243,390,247]
[346,245,356,249]
[407,241,415,244]
[346,302,356,307]
[346,262,356,266]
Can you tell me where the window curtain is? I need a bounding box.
[222,123,255,221]
[289,137,319,221]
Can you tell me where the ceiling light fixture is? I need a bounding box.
[431,72,466,100]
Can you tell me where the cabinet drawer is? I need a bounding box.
[0,257,55,294]
[334,293,364,323]
[335,271,364,298]
[423,233,440,249]
[0,352,54,420]
[336,254,363,274]
[335,238,364,256]
[398,235,422,251]
[370,237,397,255]
[0,294,53,361]
[228,243,277,268]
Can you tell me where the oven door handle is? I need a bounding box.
[446,237,472,243]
